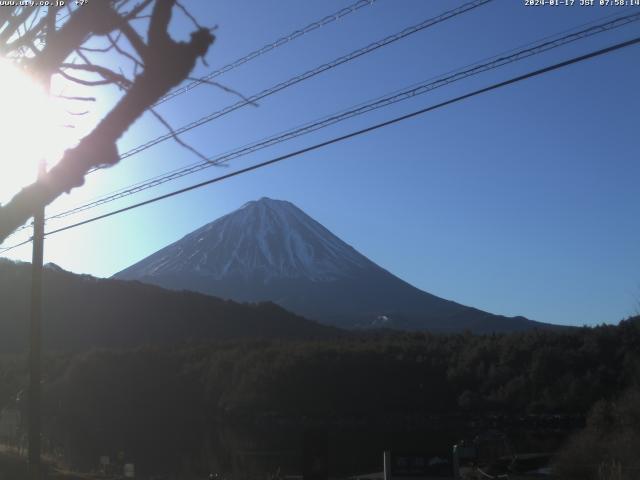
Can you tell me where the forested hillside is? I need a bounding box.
[1,316,638,475]
[0,259,339,353]
[2,317,638,422]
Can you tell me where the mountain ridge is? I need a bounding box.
[0,258,339,353]
[115,197,552,333]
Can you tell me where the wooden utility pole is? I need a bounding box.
[29,9,56,479]
[28,161,46,479]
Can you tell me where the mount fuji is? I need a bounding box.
[114,198,547,333]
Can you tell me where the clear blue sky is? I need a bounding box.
[3,0,640,326]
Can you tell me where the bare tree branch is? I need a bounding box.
[187,76,259,107]
[0,8,34,47]
[57,69,120,87]
[65,110,90,116]
[60,62,133,88]
[0,7,19,30]
[123,0,155,21]
[149,108,210,162]
[147,0,173,47]
[107,32,143,70]
[54,94,97,102]
[0,0,215,243]
[117,16,148,62]
[79,44,115,53]
[176,1,202,30]
[28,1,122,80]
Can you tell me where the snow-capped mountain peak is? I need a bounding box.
[115,197,543,333]
[118,197,374,283]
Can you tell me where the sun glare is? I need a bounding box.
[0,60,72,204]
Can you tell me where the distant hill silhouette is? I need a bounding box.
[115,197,553,333]
[0,259,339,353]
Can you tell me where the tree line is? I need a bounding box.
[0,316,639,475]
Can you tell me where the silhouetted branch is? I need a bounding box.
[2,9,46,54]
[57,70,119,87]
[66,110,90,116]
[123,0,155,21]
[0,0,215,243]
[108,32,142,65]
[149,108,210,162]
[117,16,148,61]
[27,1,122,81]
[54,94,97,102]
[176,1,202,30]
[187,76,259,107]
[0,7,33,46]
[60,62,133,88]
[0,7,19,29]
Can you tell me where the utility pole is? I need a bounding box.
[28,161,45,479]
[29,8,56,479]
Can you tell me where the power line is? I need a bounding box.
[54,10,640,217]
[45,10,640,222]
[40,35,640,240]
[2,2,379,244]
[2,0,385,238]
[52,1,377,104]
[0,237,33,255]
[95,0,493,168]
[154,0,378,106]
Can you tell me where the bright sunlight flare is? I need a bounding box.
[0,60,72,205]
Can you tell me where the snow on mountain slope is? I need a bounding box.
[119,198,375,283]
[115,198,548,333]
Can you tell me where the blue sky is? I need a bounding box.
[2,0,640,326]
